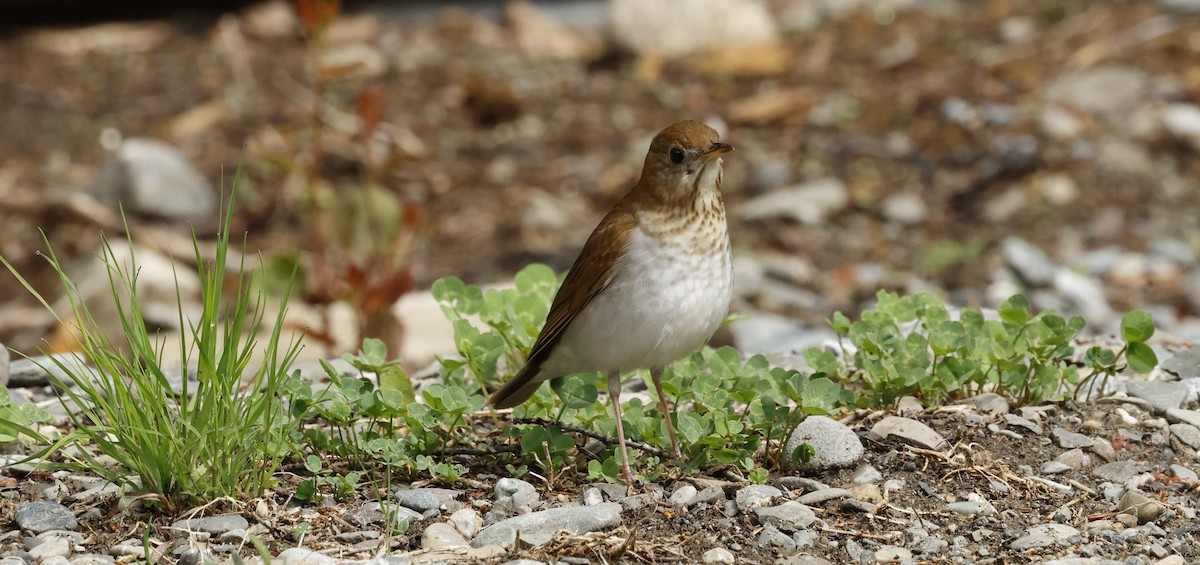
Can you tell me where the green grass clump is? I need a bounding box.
[1,175,304,509]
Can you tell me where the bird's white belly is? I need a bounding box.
[544,227,732,376]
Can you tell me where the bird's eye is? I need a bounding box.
[669,147,685,164]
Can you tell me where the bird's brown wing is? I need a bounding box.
[489,206,636,408]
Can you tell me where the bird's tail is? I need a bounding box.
[488,367,545,409]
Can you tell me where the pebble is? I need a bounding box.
[393,489,443,513]
[1126,381,1189,412]
[421,522,467,549]
[1055,448,1091,470]
[1001,237,1056,285]
[1168,423,1200,449]
[874,546,913,563]
[1118,491,1165,524]
[1169,464,1198,482]
[1010,523,1080,550]
[582,487,603,506]
[756,524,797,552]
[471,503,621,548]
[169,515,249,536]
[608,0,777,58]
[448,508,482,539]
[1004,413,1043,435]
[785,415,865,471]
[701,547,735,564]
[869,416,948,450]
[754,501,817,532]
[28,537,71,560]
[275,548,336,565]
[92,138,216,224]
[735,485,783,511]
[737,178,849,225]
[1165,408,1200,428]
[1041,461,1073,475]
[494,478,539,508]
[669,484,697,508]
[15,502,77,533]
[880,192,927,225]
[946,501,995,516]
[796,488,849,505]
[1052,427,1095,449]
[963,392,1010,415]
[851,464,882,484]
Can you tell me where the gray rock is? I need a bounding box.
[1010,523,1079,550]
[28,537,71,560]
[875,546,913,563]
[756,524,797,553]
[734,485,783,511]
[1041,461,1073,475]
[701,547,735,564]
[737,178,849,225]
[1162,348,1200,381]
[582,487,603,507]
[880,192,927,225]
[169,514,249,536]
[1052,427,1094,449]
[15,502,77,533]
[421,522,467,549]
[92,138,216,224]
[754,501,817,532]
[668,484,697,508]
[1127,380,1189,412]
[851,464,881,484]
[869,416,948,450]
[962,392,1009,415]
[1092,460,1149,484]
[1004,413,1043,435]
[687,486,725,509]
[1044,65,1148,115]
[1118,491,1164,524]
[1054,448,1091,470]
[7,353,93,388]
[1161,0,1200,13]
[275,547,336,565]
[448,508,482,540]
[619,493,655,511]
[1054,269,1113,327]
[1169,464,1198,482]
[1001,237,1056,285]
[796,488,849,505]
[785,415,864,471]
[1165,408,1200,428]
[177,548,203,565]
[1169,423,1200,449]
[946,501,995,516]
[494,478,539,508]
[471,503,621,548]
[1163,103,1200,151]
[608,0,777,58]
[393,489,442,513]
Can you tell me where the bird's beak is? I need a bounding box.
[699,142,734,160]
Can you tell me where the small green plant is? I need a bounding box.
[806,291,1158,407]
[0,176,305,509]
[432,265,841,482]
[0,386,51,444]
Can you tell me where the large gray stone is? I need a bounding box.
[1126,381,1189,412]
[471,503,621,548]
[786,415,864,472]
[92,138,216,224]
[754,501,817,532]
[15,502,77,533]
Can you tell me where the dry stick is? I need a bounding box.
[513,417,671,459]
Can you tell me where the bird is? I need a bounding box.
[489,120,734,484]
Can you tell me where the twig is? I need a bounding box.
[512,417,671,459]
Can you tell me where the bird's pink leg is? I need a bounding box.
[608,371,635,487]
[651,368,683,460]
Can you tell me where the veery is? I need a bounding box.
[489,120,734,484]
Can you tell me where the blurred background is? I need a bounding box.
[1,0,1199,371]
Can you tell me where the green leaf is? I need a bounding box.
[998,295,1031,325]
[1126,342,1158,374]
[1120,310,1155,344]
[676,412,704,445]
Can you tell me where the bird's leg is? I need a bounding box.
[651,368,683,460]
[608,371,636,487]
